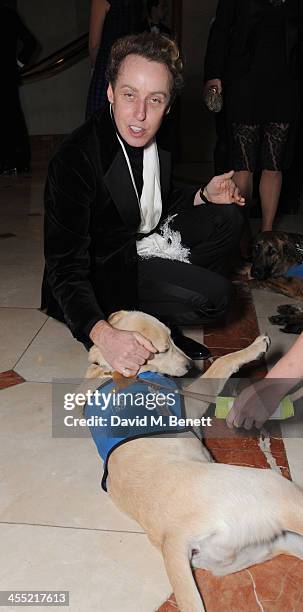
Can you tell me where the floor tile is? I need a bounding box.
[0,236,44,266]
[159,556,303,612]
[275,213,303,233]
[15,318,88,382]
[0,264,44,308]
[282,454,303,489]
[0,524,170,612]
[0,308,47,371]
[0,370,25,390]
[0,382,141,532]
[205,284,258,349]
[281,414,303,487]
[252,287,302,321]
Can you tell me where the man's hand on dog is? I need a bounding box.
[204,170,245,205]
[90,320,157,376]
[226,379,288,430]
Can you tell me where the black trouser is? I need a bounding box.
[138,203,243,327]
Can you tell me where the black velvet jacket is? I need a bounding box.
[42,106,197,345]
[204,0,303,83]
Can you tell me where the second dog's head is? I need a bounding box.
[251,231,301,280]
[87,310,191,378]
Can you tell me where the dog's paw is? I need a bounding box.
[251,334,271,357]
[277,304,303,316]
[280,324,303,335]
[269,315,286,326]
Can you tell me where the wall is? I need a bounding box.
[17,0,90,134]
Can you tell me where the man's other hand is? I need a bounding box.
[90,320,157,376]
[205,171,245,205]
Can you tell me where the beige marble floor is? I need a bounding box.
[1,169,303,611]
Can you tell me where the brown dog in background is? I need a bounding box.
[248,231,303,333]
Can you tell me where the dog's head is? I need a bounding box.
[251,231,300,280]
[88,310,191,377]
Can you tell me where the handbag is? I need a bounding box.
[204,86,223,113]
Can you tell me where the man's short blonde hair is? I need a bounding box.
[106,32,184,103]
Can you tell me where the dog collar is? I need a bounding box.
[111,371,217,403]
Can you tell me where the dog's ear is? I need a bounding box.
[147,324,171,353]
[283,242,296,259]
[108,310,128,327]
[88,345,105,365]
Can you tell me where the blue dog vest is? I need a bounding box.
[85,372,187,491]
[285,263,303,278]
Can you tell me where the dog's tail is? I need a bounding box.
[162,535,205,612]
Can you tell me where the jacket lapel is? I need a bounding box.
[95,106,141,231]
[158,146,171,205]
[103,149,141,231]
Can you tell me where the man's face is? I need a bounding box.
[107,54,171,147]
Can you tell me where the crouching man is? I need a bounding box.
[42,32,244,376]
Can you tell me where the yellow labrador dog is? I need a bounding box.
[85,311,303,612]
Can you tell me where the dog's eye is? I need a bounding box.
[267,246,277,256]
[253,244,261,254]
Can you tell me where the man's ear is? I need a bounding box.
[107,83,114,104]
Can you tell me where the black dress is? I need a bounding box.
[204,0,303,172]
[86,0,142,119]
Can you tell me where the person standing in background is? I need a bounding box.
[142,0,171,35]
[0,2,37,175]
[86,0,143,118]
[203,0,303,233]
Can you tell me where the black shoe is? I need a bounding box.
[172,331,211,360]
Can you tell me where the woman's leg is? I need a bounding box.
[233,170,254,257]
[259,169,283,232]
[259,122,290,231]
[231,122,259,258]
[233,170,253,201]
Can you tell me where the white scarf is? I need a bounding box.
[116,132,162,234]
[113,107,190,264]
